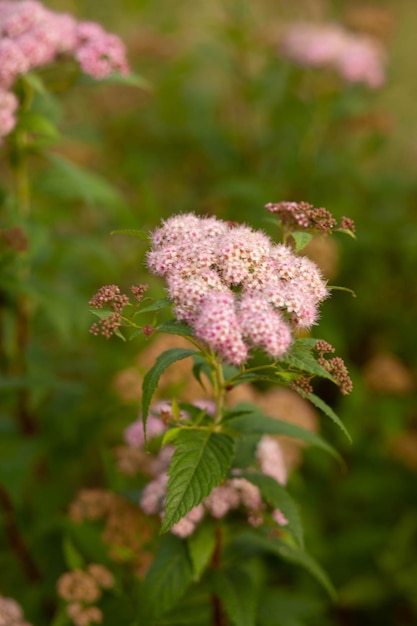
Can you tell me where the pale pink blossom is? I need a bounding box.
[140,473,169,515]
[280,22,386,89]
[257,436,288,485]
[147,212,329,362]
[171,504,205,538]
[272,509,289,526]
[238,295,292,359]
[0,87,18,139]
[194,291,248,365]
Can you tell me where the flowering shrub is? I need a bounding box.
[86,203,355,623]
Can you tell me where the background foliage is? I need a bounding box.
[1,0,417,625]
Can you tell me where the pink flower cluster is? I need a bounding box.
[0,0,129,140]
[280,22,386,89]
[128,405,289,537]
[147,213,328,365]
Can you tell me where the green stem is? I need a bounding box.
[212,357,226,424]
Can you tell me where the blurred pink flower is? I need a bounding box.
[280,22,386,89]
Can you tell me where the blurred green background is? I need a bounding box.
[1,0,417,624]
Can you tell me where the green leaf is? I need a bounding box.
[39,153,123,208]
[187,518,217,581]
[22,72,47,94]
[63,536,85,570]
[139,534,193,623]
[270,541,336,599]
[232,531,335,598]
[141,348,196,434]
[282,340,336,382]
[110,228,149,241]
[161,427,182,447]
[98,71,151,90]
[135,298,171,314]
[239,472,303,548]
[336,227,356,239]
[226,406,341,463]
[156,320,194,337]
[302,392,351,442]
[209,568,258,626]
[161,430,235,532]
[291,231,313,252]
[327,285,357,298]
[18,111,60,139]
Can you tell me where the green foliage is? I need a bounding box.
[141,347,196,433]
[162,430,235,532]
[138,534,194,623]
[238,472,304,548]
[225,405,341,462]
[187,518,217,581]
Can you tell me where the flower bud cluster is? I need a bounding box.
[279,22,386,89]
[147,213,329,365]
[316,340,353,395]
[265,201,355,235]
[0,0,130,140]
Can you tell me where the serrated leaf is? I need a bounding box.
[138,534,193,623]
[302,392,351,442]
[187,518,217,581]
[291,231,313,252]
[225,406,341,463]
[110,228,149,241]
[232,531,335,598]
[239,472,303,547]
[209,568,258,626]
[283,340,335,382]
[161,430,235,532]
[141,348,196,435]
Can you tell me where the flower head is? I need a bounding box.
[147,212,329,364]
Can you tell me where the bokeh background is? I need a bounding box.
[1,0,417,624]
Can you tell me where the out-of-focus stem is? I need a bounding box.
[211,524,225,626]
[0,485,41,581]
[13,126,36,435]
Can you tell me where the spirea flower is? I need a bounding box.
[0,0,130,140]
[147,212,329,365]
[279,22,386,89]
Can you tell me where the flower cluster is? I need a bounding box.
[123,403,289,538]
[0,595,31,626]
[0,0,130,140]
[69,488,154,577]
[147,212,329,365]
[57,564,114,626]
[279,22,386,89]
